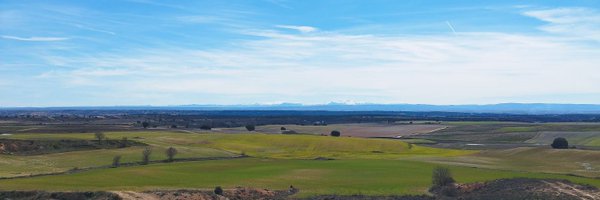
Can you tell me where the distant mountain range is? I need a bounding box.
[3,103,600,115]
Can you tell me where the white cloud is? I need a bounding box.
[35,25,600,105]
[523,8,600,41]
[1,35,69,42]
[7,6,599,105]
[276,25,317,33]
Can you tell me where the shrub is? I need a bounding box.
[432,167,455,187]
[245,124,255,131]
[112,155,121,168]
[330,130,341,137]
[551,137,569,149]
[439,185,458,197]
[142,147,152,165]
[165,147,177,162]
[214,186,223,195]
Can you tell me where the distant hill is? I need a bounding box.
[3,103,600,114]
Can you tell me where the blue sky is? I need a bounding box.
[1,0,600,106]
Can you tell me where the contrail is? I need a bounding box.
[446,21,457,35]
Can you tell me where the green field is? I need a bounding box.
[419,122,600,146]
[0,132,237,177]
[1,158,599,197]
[525,131,600,147]
[418,147,600,177]
[1,130,600,196]
[0,132,469,177]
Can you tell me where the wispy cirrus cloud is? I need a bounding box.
[3,2,600,106]
[276,25,317,33]
[34,23,600,105]
[1,35,69,42]
[523,7,600,41]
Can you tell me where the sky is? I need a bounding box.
[1,0,600,107]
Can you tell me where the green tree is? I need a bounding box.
[165,147,178,162]
[551,137,569,149]
[94,132,106,142]
[142,147,152,165]
[112,155,122,168]
[245,124,256,131]
[142,122,150,129]
[432,167,455,187]
[330,130,341,137]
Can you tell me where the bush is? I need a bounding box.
[112,155,121,168]
[551,137,569,149]
[214,186,223,195]
[330,130,341,137]
[142,147,152,165]
[245,124,255,131]
[165,147,177,162]
[439,185,458,197]
[432,167,455,187]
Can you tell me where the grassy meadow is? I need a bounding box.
[1,126,600,196]
[0,158,598,197]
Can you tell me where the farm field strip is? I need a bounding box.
[0,158,598,197]
[220,123,448,138]
[0,131,472,177]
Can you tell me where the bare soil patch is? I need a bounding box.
[145,187,296,200]
[443,178,600,200]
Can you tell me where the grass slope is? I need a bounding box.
[199,134,471,159]
[0,132,470,177]
[0,158,598,197]
[418,147,600,177]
